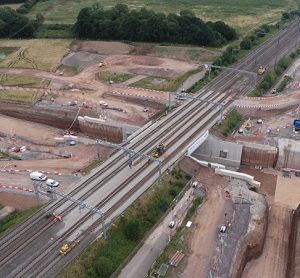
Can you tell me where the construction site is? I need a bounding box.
[0,33,299,278]
[0,39,208,204]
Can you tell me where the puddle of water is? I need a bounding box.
[0,52,7,59]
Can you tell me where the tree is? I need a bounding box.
[282,12,291,21]
[209,21,237,41]
[74,4,237,46]
[0,7,34,38]
[35,13,44,24]
[240,37,252,50]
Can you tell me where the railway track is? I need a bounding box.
[0,89,223,267]
[0,19,299,277]
[10,93,231,278]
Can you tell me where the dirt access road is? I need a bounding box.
[179,168,228,277]
[242,203,292,278]
[240,167,293,278]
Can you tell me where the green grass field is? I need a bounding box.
[0,207,38,236]
[0,74,49,88]
[27,0,298,33]
[0,90,52,104]
[0,39,71,72]
[99,71,134,83]
[132,68,201,91]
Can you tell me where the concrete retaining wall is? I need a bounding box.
[215,168,261,188]
[240,142,278,168]
[78,116,123,143]
[78,116,139,143]
[0,102,93,130]
[276,139,300,169]
[192,135,243,168]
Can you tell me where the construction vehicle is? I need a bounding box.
[257,66,266,75]
[59,240,80,256]
[151,143,166,158]
[293,119,300,131]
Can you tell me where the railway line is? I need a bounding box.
[0,88,221,264]
[0,19,299,277]
[11,93,231,278]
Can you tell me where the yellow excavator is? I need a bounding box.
[59,240,80,256]
[151,143,166,158]
[257,66,266,75]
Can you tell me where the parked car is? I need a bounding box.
[143,107,149,112]
[30,171,47,181]
[46,179,60,187]
[169,220,176,228]
[99,101,108,107]
[69,140,76,146]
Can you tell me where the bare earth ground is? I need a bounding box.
[0,114,58,145]
[239,166,277,202]
[242,203,292,278]
[0,144,99,173]
[104,55,197,77]
[0,40,209,210]
[177,167,229,277]
[0,40,204,126]
[239,166,294,277]
[0,114,102,171]
[275,175,300,209]
[0,191,37,210]
[72,41,133,55]
[234,105,300,144]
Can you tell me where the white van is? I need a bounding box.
[30,171,47,181]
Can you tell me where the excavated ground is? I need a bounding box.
[176,158,268,278]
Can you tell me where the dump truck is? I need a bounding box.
[151,143,166,158]
[59,240,80,256]
[257,66,266,75]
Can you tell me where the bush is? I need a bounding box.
[259,73,275,90]
[169,188,177,197]
[59,168,190,278]
[220,110,243,136]
[16,0,41,14]
[95,257,115,277]
[240,37,252,50]
[123,220,141,241]
[185,197,202,219]
[277,76,292,92]
[250,47,300,96]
